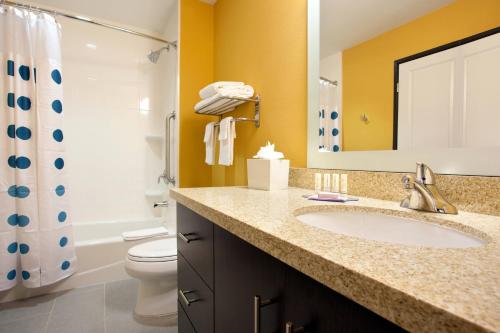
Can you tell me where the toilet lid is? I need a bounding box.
[127,239,177,262]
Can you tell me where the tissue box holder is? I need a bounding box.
[247,159,289,191]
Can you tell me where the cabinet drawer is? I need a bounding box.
[178,301,196,333]
[178,253,214,333]
[177,203,214,289]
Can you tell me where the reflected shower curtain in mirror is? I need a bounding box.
[0,6,77,291]
[319,80,341,152]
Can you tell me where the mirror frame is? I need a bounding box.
[307,0,500,176]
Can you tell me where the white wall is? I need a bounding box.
[60,14,178,228]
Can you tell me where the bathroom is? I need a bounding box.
[1,0,499,332]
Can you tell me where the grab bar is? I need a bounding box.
[158,111,176,185]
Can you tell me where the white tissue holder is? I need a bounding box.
[247,159,289,191]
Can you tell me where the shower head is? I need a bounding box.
[147,49,163,63]
[147,41,177,63]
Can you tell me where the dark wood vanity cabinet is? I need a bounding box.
[177,203,405,333]
[214,223,285,333]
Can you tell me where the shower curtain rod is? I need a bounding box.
[1,0,177,47]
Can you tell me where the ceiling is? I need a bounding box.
[27,0,177,34]
[320,0,455,58]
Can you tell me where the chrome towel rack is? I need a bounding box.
[195,95,260,128]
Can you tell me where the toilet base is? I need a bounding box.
[134,310,178,327]
[134,278,177,319]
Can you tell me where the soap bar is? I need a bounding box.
[305,194,359,203]
[318,191,342,199]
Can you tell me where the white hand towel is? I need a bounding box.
[122,227,169,241]
[200,81,244,99]
[204,122,217,165]
[218,117,236,166]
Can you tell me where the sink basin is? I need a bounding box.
[296,211,485,248]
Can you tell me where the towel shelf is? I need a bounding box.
[195,95,260,128]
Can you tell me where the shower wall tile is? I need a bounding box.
[59,15,177,226]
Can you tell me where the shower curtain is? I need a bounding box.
[319,80,341,152]
[0,6,77,291]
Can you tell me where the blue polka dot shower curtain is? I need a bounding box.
[319,80,341,152]
[0,6,77,291]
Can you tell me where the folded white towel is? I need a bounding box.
[194,86,254,112]
[200,81,244,99]
[195,93,240,113]
[122,227,169,241]
[204,122,217,165]
[218,117,236,166]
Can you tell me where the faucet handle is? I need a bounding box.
[402,175,415,189]
[416,163,436,185]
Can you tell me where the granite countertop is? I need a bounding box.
[170,186,500,333]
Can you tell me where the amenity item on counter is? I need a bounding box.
[323,174,331,192]
[315,173,322,193]
[341,173,348,195]
[332,173,340,193]
[247,142,289,190]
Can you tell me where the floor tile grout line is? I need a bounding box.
[104,282,108,333]
[42,297,56,333]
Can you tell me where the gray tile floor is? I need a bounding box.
[0,279,178,333]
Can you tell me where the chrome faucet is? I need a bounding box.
[400,163,457,214]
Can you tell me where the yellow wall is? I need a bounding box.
[212,0,308,186]
[342,0,500,151]
[179,0,215,187]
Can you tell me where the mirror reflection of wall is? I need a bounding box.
[319,0,500,152]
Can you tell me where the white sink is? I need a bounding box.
[296,211,485,248]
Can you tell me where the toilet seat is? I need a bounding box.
[127,239,177,263]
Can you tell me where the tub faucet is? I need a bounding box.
[153,201,168,208]
[400,163,457,214]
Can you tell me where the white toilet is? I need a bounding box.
[125,237,177,323]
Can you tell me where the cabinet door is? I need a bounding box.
[178,254,214,333]
[283,267,406,333]
[177,203,214,290]
[178,302,196,333]
[214,225,285,333]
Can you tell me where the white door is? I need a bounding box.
[397,32,500,150]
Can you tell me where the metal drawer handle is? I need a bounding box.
[253,295,277,333]
[285,322,305,333]
[178,232,200,243]
[179,289,201,307]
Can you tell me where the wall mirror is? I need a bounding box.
[307,0,500,176]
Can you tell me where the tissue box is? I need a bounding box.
[247,159,289,191]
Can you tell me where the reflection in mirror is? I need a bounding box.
[318,0,500,152]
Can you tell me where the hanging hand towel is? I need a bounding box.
[204,122,217,165]
[200,81,244,99]
[218,117,236,166]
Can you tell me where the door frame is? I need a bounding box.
[392,26,500,150]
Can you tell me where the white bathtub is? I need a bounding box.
[0,218,174,303]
